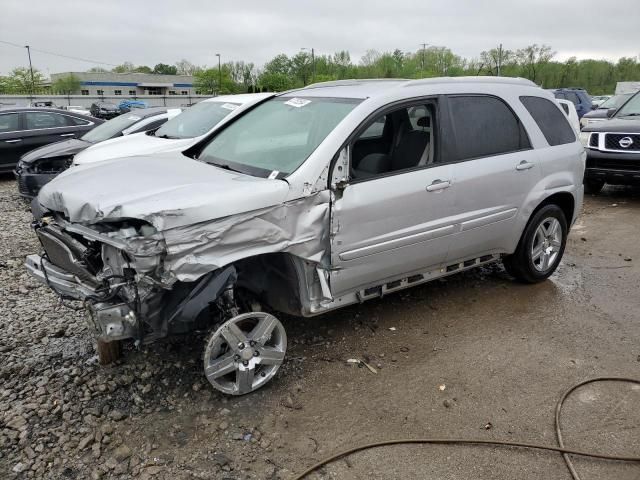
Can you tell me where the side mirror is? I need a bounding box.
[331,147,350,191]
[591,104,598,110]
[606,108,617,118]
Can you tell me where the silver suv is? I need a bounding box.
[26,77,585,395]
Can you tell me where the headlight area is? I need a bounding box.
[16,156,74,198]
[579,131,591,147]
[28,156,74,174]
[26,217,168,344]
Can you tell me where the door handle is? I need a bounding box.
[5,139,22,143]
[426,179,451,192]
[60,133,75,137]
[516,160,534,171]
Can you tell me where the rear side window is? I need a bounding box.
[447,95,530,161]
[25,112,67,130]
[0,113,20,133]
[520,96,576,146]
[68,116,91,126]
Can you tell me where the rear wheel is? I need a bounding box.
[584,178,605,195]
[503,204,567,283]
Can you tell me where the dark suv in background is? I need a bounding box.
[581,90,640,193]
[551,88,592,118]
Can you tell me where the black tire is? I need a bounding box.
[584,178,605,195]
[503,204,568,283]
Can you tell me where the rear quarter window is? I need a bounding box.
[520,96,576,146]
[447,95,531,161]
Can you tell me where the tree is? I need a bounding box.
[258,72,292,92]
[7,67,46,94]
[87,67,109,73]
[194,67,235,94]
[52,74,81,95]
[175,59,200,75]
[112,62,135,73]
[516,44,555,84]
[263,54,292,77]
[152,63,178,75]
[133,65,153,74]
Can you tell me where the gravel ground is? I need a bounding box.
[0,175,639,480]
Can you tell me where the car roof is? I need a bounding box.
[121,106,170,118]
[283,76,539,100]
[0,106,94,117]
[200,92,272,105]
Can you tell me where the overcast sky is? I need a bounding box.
[1,0,638,76]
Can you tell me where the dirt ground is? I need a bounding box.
[0,175,639,480]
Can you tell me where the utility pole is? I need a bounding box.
[420,43,428,72]
[25,45,35,99]
[301,48,316,84]
[497,43,503,76]
[216,53,221,96]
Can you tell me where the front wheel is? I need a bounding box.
[503,204,568,283]
[203,312,287,395]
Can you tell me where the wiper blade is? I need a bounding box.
[211,163,242,173]
[619,113,640,117]
[155,133,178,139]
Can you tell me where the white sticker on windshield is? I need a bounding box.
[127,115,141,121]
[221,103,239,111]
[268,170,280,180]
[284,98,311,108]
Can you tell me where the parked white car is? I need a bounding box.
[63,105,91,116]
[556,99,580,133]
[71,93,272,166]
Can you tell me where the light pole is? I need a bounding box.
[25,45,35,99]
[215,53,221,95]
[301,47,315,84]
[420,43,429,73]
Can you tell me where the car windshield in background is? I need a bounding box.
[154,101,240,139]
[198,96,361,177]
[614,93,640,118]
[81,113,145,143]
[600,93,633,109]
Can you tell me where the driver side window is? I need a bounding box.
[350,102,436,180]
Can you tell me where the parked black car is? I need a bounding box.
[90,102,120,119]
[582,90,640,193]
[0,107,101,174]
[580,93,634,129]
[16,107,177,199]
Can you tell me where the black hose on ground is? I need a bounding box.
[291,377,640,480]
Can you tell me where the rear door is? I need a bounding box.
[0,112,23,171]
[21,111,80,154]
[443,95,541,262]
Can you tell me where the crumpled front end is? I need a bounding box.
[25,190,331,344]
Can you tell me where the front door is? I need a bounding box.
[329,99,457,297]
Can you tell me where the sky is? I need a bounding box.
[1,0,638,76]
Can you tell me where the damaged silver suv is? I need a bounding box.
[26,78,585,395]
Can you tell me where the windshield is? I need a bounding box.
[198,96,360,177]
[600,93,633,110]
[81,113,146,143]
[154,100,240,139]
[614,92,640,118]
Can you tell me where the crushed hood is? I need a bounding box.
[20,138,91,164]
[72,132,195,165]
[37,153,290,230]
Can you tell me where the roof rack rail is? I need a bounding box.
[303,78,410,89]
[404,76,538,88]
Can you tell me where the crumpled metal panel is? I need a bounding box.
[161,191,331,282]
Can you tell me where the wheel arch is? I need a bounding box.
[533,191,575,228]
